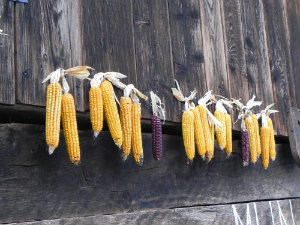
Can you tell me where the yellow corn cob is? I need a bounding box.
[193,108,206,157]
[61,94,80,164]
[251,114,261,157]
[132,103,143,165]
[45,82,62,154]
[267,117,276,161]
[214,110,226,150]
[182,110,195,161]
[206,123,215,161]
[100,80,122,148]
[245,116,257,163]
[224,114,232,155]
[197,106,212,158]
[261,126,270,169]
[120,97,132,160]
[89,86,103,138]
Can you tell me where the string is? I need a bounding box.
[232,205,244,225]
[277,201,288,225]
[289,200,295,225]
[253,203,259,225]
[269,201,275,225]
[246,204,251,225]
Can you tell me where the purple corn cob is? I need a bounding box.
[241,130,250,166]
[152,115,162,160]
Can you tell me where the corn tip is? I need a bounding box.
[243,161,249,166]
[94,131,100,138]
[137,155,144,166]
[121,152,129,161]
[48,146,56,155]
[226,153,231,159]
[201,155,206,161]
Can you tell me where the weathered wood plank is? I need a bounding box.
[81,0,137,110]
[0,1,15,105]
[15,0,84,111]
[239,0,274,110]
[219,0,248,103]
[285,0,300,109]
[261,0,296,136]
[199,0,229,98]
[9,199,300,225]
[287,107,300,166]
[219,0,249,130]
[132,0,175,120]
[168,0,206,120]
[0,124,299,223]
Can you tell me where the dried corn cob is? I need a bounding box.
[61,93,80,164]
[45,82,62,154]
[206,122,215,161]
[182,110,195,161]
[252,114,261,157]
[267,117,276,161]
[224,114,232,155]
[120,97,132,160]
[150,91,164,160]
[193,108,206,157]
[89,86,103,138]
[214,109,226,150]
[100,80,122,148]
[197,106,212,159]
[132,103,143,165]
[245,116,257,163]
[241,129,250,166]
[152,115,162,160]
[261,114,270,169]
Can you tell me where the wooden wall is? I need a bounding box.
[1,0,300,136]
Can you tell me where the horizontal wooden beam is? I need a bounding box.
[9,199,300,225]
[0,123,299,223]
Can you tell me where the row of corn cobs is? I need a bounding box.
[172,81,278,169]
[44,67,164,166]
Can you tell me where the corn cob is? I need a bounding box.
[182,110,195,161]
[132,103,143,165]
[197,106,212,159]
[193,108,206,157]
[224,114,232,155]
[214,110,226,150]
[120,97,132,160]
[89,86,103,138]
[45,82,62,154]
[245,116,257,163]
[61,94,80,164]
[267,117,276,161]
[152,115,162,160]
[100,80,122,148]
[206,122,215,161]
[241,130,250,166]
[261,126,270,169]
[251,114,261,157]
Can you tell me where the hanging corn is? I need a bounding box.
[214,100,227,150]
[252,114,261,157]
[42,69,63,155]
[172,81,197,163]
[89,74,104,138]
[61,76,81,164]
[150,91,165,160]
[98,72,127,148]
[130,88,148,166]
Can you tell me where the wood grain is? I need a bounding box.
[285,0,300,109]
[219,0,248,103]
[239,0,274,110]
[199,0,229,98]
[287,107,300,166]
[81,0,137,110]
[132,0,175,120]
[10,199,300,225]
[15,0,84,110]
[219,0,249,130]
[168,0,206,121]
[261,0,295,136]
[0,124,299,223]
[0,1,15,105]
